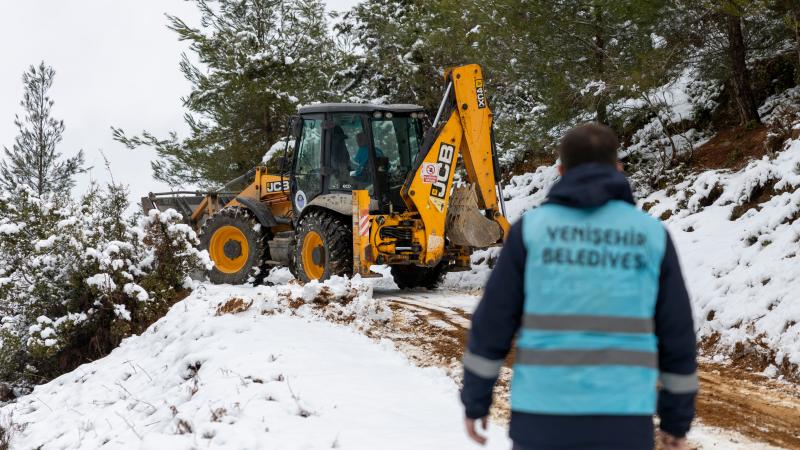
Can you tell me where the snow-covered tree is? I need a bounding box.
[333,0,444,111]
[0,62,85,197]
[113,0,334,188]
[0,184,210,385]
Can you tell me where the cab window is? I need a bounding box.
[371,116,421,190]
[329,114,371,191]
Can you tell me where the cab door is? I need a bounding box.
[325,113,370,193]
[291,114,324,214]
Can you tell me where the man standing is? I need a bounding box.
[461,124,697,450]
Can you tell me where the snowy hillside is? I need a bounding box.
[0,280,509,449]
[643,136,800,378]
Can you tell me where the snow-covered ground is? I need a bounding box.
[1,274,792,449]
[1,282,509,449]
[643,137,800,375]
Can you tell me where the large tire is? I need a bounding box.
[199,207,268,284]
[390,262,448,290]
[293,209,353,282]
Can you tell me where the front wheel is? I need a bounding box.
[293,210,353,282]
[199,207,267,284]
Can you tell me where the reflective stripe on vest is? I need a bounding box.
[512,200,666,415]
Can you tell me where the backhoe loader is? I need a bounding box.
[143,64,510,289]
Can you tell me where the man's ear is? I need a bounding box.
[558,165,566,176]
[616,161,624,172]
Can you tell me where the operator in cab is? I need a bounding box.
[460,123,698,450]
[351,132,383,179]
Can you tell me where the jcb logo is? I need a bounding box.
[475,79,486,109]
[266,180,289,193]
[430,143,455,199]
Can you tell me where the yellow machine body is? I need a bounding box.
[353,64,509,276]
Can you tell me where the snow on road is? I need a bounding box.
[687,425,783,450]
[1,283,509,450]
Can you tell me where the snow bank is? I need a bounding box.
[502,164,561,221]
[259,275,392,329]
[1,283,509,449]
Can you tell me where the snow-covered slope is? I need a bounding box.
[1,281,509,449]
[643,138,800,376]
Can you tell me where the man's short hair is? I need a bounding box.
[557,123,619,169]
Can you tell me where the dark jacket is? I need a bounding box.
[461,164,697,450]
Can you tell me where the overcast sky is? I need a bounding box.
[0,0,360,200]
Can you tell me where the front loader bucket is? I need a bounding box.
[446,184,503,248]
[141,195,205,223]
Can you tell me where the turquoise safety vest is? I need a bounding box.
[512,199,666,415]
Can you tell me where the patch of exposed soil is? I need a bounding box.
[697,362,800,449]
[506,153,557,181]
[691,126,769,171]
[700,333,800,384]
[376,302,468,367]
[215,297,252,316]
[728,178,797,221]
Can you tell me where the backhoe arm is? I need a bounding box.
[401,64,510,264]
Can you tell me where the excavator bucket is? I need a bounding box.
[445,184,504,248]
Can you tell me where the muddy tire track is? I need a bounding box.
[696,363,800,449]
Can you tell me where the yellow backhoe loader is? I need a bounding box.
[142,64,510,289]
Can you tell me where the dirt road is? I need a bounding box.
[372,288,800,450]
[697,364,800,448]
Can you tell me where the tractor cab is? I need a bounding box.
[288,103,426,216]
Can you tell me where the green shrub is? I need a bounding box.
[0,184,210,386]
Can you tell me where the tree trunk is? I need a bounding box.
[724,12,761,125]
[593,7,608,125]
[792,9,800,73]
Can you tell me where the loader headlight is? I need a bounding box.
[373,111,383,118]
[385,112,393,118]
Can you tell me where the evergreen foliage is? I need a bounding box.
[113,0,333,188]
[116,0,800,181]
[0,185,211,386]
[334,0,444,111]
[0,62,85,197]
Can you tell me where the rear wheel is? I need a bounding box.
[390,263,448,290]
[199,207,268,284]
[293,210,352,282]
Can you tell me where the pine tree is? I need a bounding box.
[334,0,447,111]
[0,62,85,197]
[113,0,334,188]
[522,1,669,127]
[428,0,675,163]
[664,0,799,127]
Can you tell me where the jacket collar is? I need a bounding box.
[544,163,635,208]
